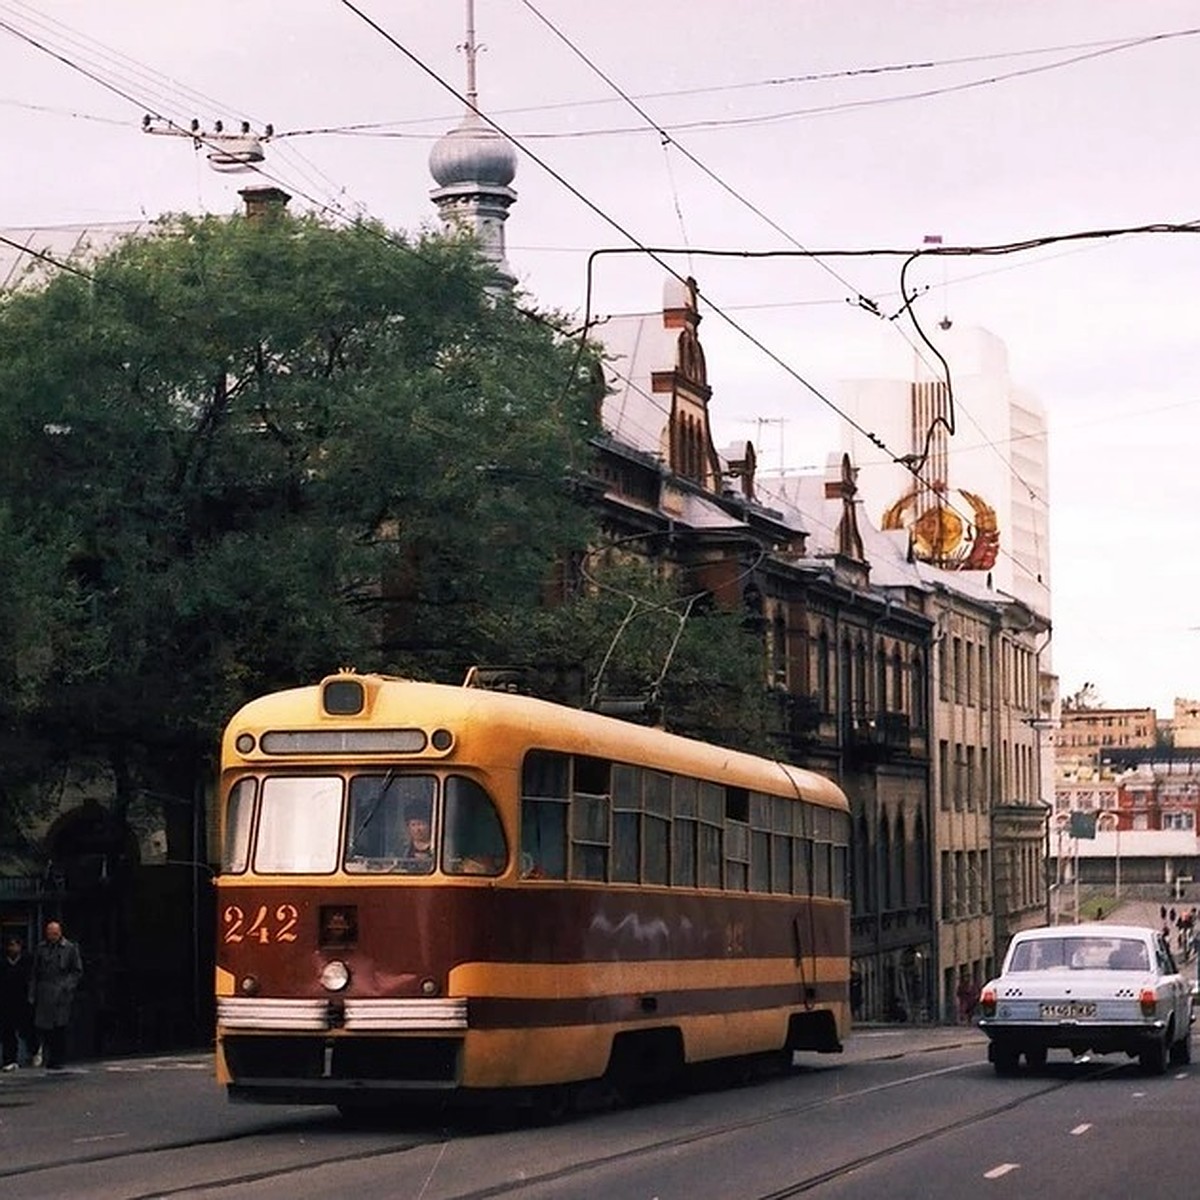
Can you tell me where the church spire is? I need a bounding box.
[429,0,518,292]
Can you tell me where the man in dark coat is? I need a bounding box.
[29,920,83,1070]
[1,933,34,1070]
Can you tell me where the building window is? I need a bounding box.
[912,654,927,730]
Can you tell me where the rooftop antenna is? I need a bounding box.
[756,417,786,474]
[733,417,786,474]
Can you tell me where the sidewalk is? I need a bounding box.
[836,1023,985,1065]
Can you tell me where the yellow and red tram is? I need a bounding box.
[214,671,851,1109]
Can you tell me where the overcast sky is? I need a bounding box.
[3,0,1199,716]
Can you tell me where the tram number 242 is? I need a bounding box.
[223,904,300,945]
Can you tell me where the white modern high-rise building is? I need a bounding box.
[836,325,1051,621]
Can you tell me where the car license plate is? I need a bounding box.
[1040,1002,1097,1019]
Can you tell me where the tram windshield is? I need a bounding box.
[346,774,437,873]
[225,771,507,877]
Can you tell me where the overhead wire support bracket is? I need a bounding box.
[142,115,275,173]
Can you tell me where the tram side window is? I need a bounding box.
[443,776,507,876]
[794,814,813,897]
[255,776,342,874]
[698,781,724,889]
[749,793,771,893]
[811,805,833,897]
[771,796,794,895]
[672,776,698,887]
[222,778,256,874]
[831,810,850,899]
[571,756,611,882]
[609,765,671,886]
[726,822,750,892]
[611,764,641,884]
[643,770,671,886]
[520,750,569,880]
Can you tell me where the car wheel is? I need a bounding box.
[993,1045,1021,1076]
[1168,1026,1192,1066]
[1139,1037,1168,1075]
[1024,1047,1048,1070]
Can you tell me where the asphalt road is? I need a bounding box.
[3,1024,1198,1200]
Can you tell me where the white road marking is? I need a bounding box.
[105,1060,209,1073]
[984,1163,1020,1179]
[73,1132,129,1144]
[1070,1124,1092,1136]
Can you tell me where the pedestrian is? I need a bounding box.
[28,920,83,1071]
[1,934,35,1071]
[956,973,980,1023]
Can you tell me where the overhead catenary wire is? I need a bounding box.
[322,0,907,549]
[505,26,1200,140]
[513,0,960,463]
[267,25,1200,139]
[5,3,1193,594]
[335,0,940,516]
[0,2,362,225]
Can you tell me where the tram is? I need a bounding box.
[214,670,851,1110]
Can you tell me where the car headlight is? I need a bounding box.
[320,960,351,992]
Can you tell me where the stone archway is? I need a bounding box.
[42,801,141,1057]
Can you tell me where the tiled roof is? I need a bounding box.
[0,220,150,289]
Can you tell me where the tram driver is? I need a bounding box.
[401,799,434,869]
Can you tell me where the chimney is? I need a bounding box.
[238,185,291,223]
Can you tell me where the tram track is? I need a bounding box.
[5,1049,1121,1200]
[443,1063,1105,1200]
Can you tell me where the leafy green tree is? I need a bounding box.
[483,556,776,754]
[0,210,600,809]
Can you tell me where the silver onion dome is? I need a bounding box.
[429,113,517,189]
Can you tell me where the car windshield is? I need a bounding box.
[1008,936,1149,972]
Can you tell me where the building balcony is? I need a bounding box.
[846,709,912,761]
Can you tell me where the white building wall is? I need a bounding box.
[836,326,1051,621]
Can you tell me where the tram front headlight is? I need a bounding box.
[239,974,260,996]
[320,960,351,992]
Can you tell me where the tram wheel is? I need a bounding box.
[528,1084,573,1124]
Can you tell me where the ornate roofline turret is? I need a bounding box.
[429,0,518,292]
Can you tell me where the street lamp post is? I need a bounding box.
[1115,823,1121,900]
[1073,833,1080,923]
[1098,811,1120,901]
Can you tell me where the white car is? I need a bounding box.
[977,923,1194,1075]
